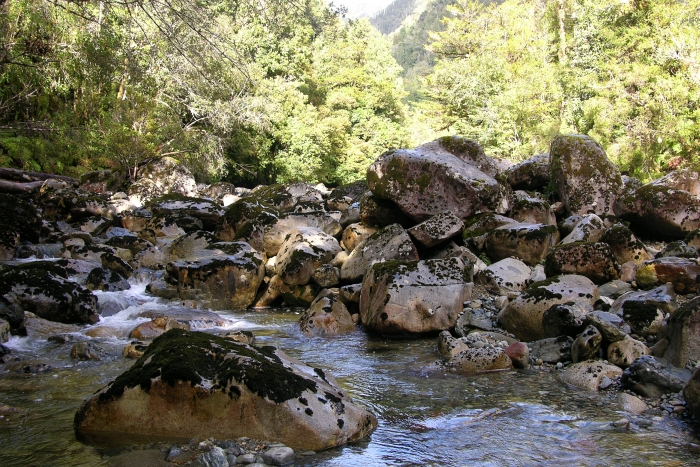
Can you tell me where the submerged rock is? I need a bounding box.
[74,329,377,451]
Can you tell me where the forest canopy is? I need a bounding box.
[1,0,698,186]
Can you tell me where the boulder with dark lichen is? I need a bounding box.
[505,153,550,191]
[340,224,419,282]
[664,297,700,368]
[359,258,472,335]
[0,262,98,324]
[635,257,700,294]
[483,223,559,266]
[549,134,623,217]
[544,242,620,284]
[599,224,652,265]
[621,355,692,398]
[275,227,342,286]
[358,192,411,229]
[299,292,356,336]
[147,194,224,231]
[263,212,342,257]
[498,275,599,342]
[0,193,42,260]
[74,329,377,451]
[127,157,199,204]
[407,211,464,248]
[613,168,700,240]
[559,214,606,244]
[367,138,512,222]
[508,197,556,226]
[165,242,265,310]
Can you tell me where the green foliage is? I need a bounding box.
[424,0,700,179]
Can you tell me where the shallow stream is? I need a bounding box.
[1,277,699,466]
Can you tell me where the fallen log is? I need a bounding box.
[0,167,79,185]
[0,179,45,194]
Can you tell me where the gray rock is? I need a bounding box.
[560,214,606,244]
[474,258,531,295]
[571,325,603,363]
[407,211,464,248]
[276,227,342,286]
[584,311,630,343]
[664,296,700,368]
[505,153,550,191]
[560,360,623,391]
[528,336,574,364]
[261,446,296,466]
[192,447,228,467]
[607,336,650,369]
[483,223,559,266]
[542,302,591,338]
[621,355,692,398]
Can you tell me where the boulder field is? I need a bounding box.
[2,134,700,451]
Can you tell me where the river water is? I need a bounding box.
[1,276,699,466]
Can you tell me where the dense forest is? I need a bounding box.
[1,0,699,187]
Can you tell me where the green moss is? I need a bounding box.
[100,329,318,404]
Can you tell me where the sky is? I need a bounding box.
[328,0,397,18]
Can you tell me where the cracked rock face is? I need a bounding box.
[74,329,377,451]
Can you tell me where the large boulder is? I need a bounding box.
[0,262,98,324]
[263,212,342,257]
[360,258,472,335]
[275,227,342,286]
[621,355,692,398]
[505,153,550,191]
[498,275,599,342]
[214,199,279,244]
[165,242,265,309]
[74,329,377,450]
[0,193,42,260]
[437,332,512,374]
[549,134,623,216]
[599,224,652,265]
[367,137,512,222]
[664,297,700,368]
[614,168,700,240]
[340,224,419,282]
[483,223,559,266]
[300,293,356,337]
[559,214,606,244]
[509,198,556,226]
[685,367,700,421]
[147,194,225,231]
[128,157,198,204]
[544,242,620,284]
[474,258,531,295]
[560,360,623,391]
[407,211,464,248]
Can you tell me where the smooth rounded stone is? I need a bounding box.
[542,302,592,338]
[474,258,531,295]
[685,366,700,421]
[0,262,98,325]
[443,346,512,374]
[509,198,556,226]
[607,336,650,368]
[360,258,471,335]
[299,294,355,337]
[0,318,10,344]
[19,316,81,338]
[261,446,295,466]
[614,168,700,240]
[341,223,377,252]
[498,274,599,342]
[528,336,574,364]
[618,393,648,415]
[74,330,378,451]
[598,280,633,299]
[549,134,623,216]
[221,330,256,346]
[367,137,512,222]
[483,223,559,266]
[571,325,603,363]
[70,342,103,361]
[620,301,665,337]
[129,317,188,340]
[545,242,620,285]
[621,355,693,398]
[311,264,340,288]
[123,341,149,359]
[636,257,700,294]
[63,237,86,248]
[664,296,700,368]
[599,224,652,266]
[191,446,228,467]
[620,261,637,283]
[560,214,606,244]
[560,360,623,391]
[529,264,546,283]
[505,342,529,369]
[133,246,167,269]
[341,223,419,282]
[584,311,630,343]
[505,153,550,191]
[407,211,464,248]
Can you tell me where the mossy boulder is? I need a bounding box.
[263,212,342,257]
[341,223,377,252]
[407,211,464,248]
[367,138,512,222]
[359,258,472,335]
[483,223,559,266]
[74,329,377,450]
[341,223,419,282]
[549,134,623,217]
[635,257,700,293]
[544,242,620,284]
[214,199,280,246]
[300,292,356,336]
[358,192,411,229]
[147,194,225,231]
[0,262,98,324]
[474,258,531,295]
[165,242,265,310]
[505,153,550,191]
[560,214,606,244]
[509,198,556,226]
[276,227,342,286]
[167,231,216,261]
[498,275,599,342]
[127,157,198,203]
[599,224,652,265]
[0,193,42,260]
[613,169,700,240]
[664,297,700,368]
